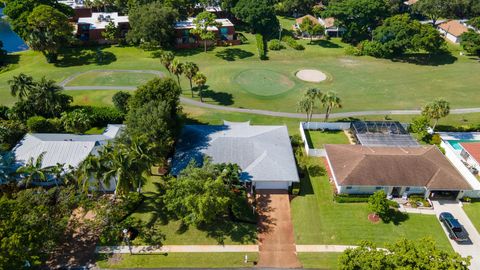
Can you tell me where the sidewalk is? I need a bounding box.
[296,245,357,252]
[96,245,259,254]
[398,204,436,215]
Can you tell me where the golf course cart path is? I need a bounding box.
[59,69,480,119]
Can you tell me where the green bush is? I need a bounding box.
[429,133,442,145]
[334,194,371,203]
[388,200,399,208]
[112,91,131,114]
[290,182,301,195]
[268,39,285,50]
[73,106,124,127]
[361,40,391,58]
[0,106,9,120]
[256,34,267,60]
[282,36,305,50]
[61,109,92,134]
[231,191,257,223]
[0,120,27,151]
[238,33,249,44]
[27,116,54,133]
[344,45,363,56]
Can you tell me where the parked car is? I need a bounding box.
[439,212,469,243]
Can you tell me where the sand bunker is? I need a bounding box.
[296,69,327,83]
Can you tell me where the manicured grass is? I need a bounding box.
[463,202,480,233]
[96,252,258,268]
[290,157,453,251]
[130,175,257,245]
[65,71,159,87]
[68,89,117,106]
[305,130,350,148]
[2,20,480,113]
[298,253,341,269]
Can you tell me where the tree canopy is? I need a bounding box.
[233,0,280,37]
[339,238,470,269]
[127,2,179,48]
[323,0,390,44]
[460,30,480,56]
[367,190,390,220]
[26,5,73,62]
[412,0,450,25]
[421,98,450,131]
[191,11,221,52]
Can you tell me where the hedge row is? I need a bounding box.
[255,34,267,60]
[71,106,124,127]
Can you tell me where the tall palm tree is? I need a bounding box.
[160,51,175,75]
[77,154,106,193]
[297,88,322,122]
[193,73,207,103]
[321,91,342,122]
[103,146,136,196]
[183,62,199,97]
[421,98,450,131]
[169,59,184,86]
[16,152,52,188]
[8,73,36,100]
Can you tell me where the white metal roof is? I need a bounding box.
[13,124,124,170]
[172,122,299,183]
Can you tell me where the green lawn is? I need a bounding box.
[96,252,258,268]
[463,202,480,233]
[290,157,453,251]
[298,253,341,269]
[65,71,159,86]
[2,17,480,113]
[130,175,257,245]
[305,130,350,148]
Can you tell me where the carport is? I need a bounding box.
[429,190,461,200]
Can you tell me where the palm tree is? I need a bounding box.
[8,73,35,100]
[77,154,106,193]
[160,51,175,75]
[193,73,207,103]
[183,62,199,97]
[170,59,184,86]
[103,146,136,196]
[33,77,65,117]
[421,98,450,131]
[321,91,342,122]
[297,97,315,122]
[16,152,51,188]
[297,88,322,122]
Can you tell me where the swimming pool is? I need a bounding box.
[447,140,480,150]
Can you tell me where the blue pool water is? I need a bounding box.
[447,140,480,150]
[0,8,28,53]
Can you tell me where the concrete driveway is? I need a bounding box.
[256,190,301,268]
[432,200,480,270]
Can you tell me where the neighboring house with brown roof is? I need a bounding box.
[325,144,472,200]
[293,15,345,37]
[437,20,469,43]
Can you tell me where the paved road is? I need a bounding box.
[59,69,480,119]
[432,200,480,270]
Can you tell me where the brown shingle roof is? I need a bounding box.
[296,15,319,25]
[438,20,468,37]
[325,144,471,190]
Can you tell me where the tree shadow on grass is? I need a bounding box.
[55,46,116,67]
[215,48,254,61]
[382,209,409,225]
[310,39,342,48]
[200,85,234,106]
[199,220,257,245]
[174,47,211,57]
[390,53,457,66]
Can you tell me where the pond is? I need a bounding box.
[0,8,28,53]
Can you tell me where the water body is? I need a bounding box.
[0,7,28,53]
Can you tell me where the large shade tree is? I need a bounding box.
[413,0,451,26]
[26,5,73,63]
[233,0,280,37]
[127,2,179,48]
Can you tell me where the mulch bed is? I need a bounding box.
[368,213,380,224]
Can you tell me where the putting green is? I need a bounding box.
[233,69,295,97]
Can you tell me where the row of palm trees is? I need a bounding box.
[159,51,208,102]
[297,88,343,122]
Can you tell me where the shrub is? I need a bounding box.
[73,106,124,127]
[361,40,391,58]
[61,109,92,134]
[256,34,267,60]
[462,197,472,203]
[268,39,285,50]
[334,194,371,203]
[0,106,9,120]
[282,36,305,50]
[429,133,442,146]
[112,91,131,114]
[237,33,249,44]
[388,200,399,208]
[231,191,257,223]
[290,134,303,147]
[27,116,54,133]
[0,120,26,151]
[344,45,363,56]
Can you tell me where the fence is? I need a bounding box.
[299,122,351,157]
